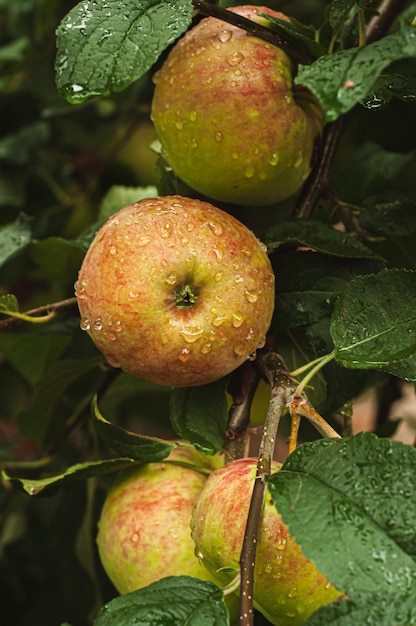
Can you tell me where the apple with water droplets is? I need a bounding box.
[191,458,343,625]
[96,446,226,594]
[151,5,323,207]
[76,195,274,387]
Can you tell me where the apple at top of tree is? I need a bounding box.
[151,5,323,207]
[76,195,274,387]
[191,458,343,626]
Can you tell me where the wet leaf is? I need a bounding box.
[358,195,416,237]
[93,396,174,462]
[267,433,416,598]
[93,576,228,626]
[55,0,194,103]
[4,457,139,495]
[330,268,416,369]
[296,13,416,122]
[266,220,380,259]
[170,379,228,455]
[0,213,32,267]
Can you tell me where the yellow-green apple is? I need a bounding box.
[96,445,224,594]
[191,458,343,625]
[151,5,323,206]
[76,195,275,387]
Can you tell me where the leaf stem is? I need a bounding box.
[295,351,335,397]
[0,297,77,330]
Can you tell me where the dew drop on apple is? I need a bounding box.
[226,51,245,66]
[131,533,139,543]
[245,289,258,303]
[94,317,103,331]
[179,327,204,343]
[276,535,287,550]
[232,151,239,160]
[129,290,139,299]
[80,317,90,331]
[218,29,232,43]
[108,332,117,341]
[201,343,212,354]
[212,315,228,327]
[115,320,122,333]
[268,152,279,166]
[109,245,117,255]
[214,271,223,282]
[189,110,197,121]
[232,313,244,328]
[235,274,244,283]
[178,348,191,362]
[244,165,255,179]
[208,221,223,236]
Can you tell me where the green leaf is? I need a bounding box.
[4,457,139,495]
[272,251,383,331]
[0,121,50,163]
[363,58,416,109]
[170,379,228,455]
[330,268,416,369]
[267,433,416,598]
[259,14,326,60]
[358,195,416,237]
[306,590,416,625]
[296,15,416,122]
[55,0,194,103]
[19,356,104,447]
[93,396,174,462]
[98,184,158,221]
[0,213,32,267]
[29,237,86,282]
[266,220,379,259]
[93,576,229,626]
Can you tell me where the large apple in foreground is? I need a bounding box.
[96,446,223,594]
[76,195,274,387]
[191,458,343,626]
[151,5,323,206]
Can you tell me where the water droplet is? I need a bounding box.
[247,351,257,361]
[244,165,255,178]
[227,51,245,66]
[175,121,183,130]
[131,533,139,543]
[218,29,232,43]
[231,151,239,160]
[276,536,287,550]
[108,332,117,341]
[94,317,103,331]
[178,348,191,362]
[234,344,247,357]
[179,327,204,343]
[165,274,177,285]
[234,68,242,76]
[230,80,237,88]
[215,131,223,142]
[159,223,171,238]
[294,153,303,168]
[215,271,223,282]
[245,290,258,303]
[80,317,90,331]
[201,343,212,354]
[213,315,228,327]
[264,563,273,574]
[208,221,223,236]
[245,328,254,341]
[137,235,152,247]
[109,245,117,255]
[189,111,197,123]
[129,290,139,299]
[235,275,244,283]
[232,313,244,328]
[268,153,279,166]
[191,138,198,148]
[115,320,122,332]
[213,246,223,262]
[74,280,78,296]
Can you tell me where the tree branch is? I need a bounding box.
[0,297,78,330]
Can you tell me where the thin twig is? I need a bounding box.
[0,297,78,330]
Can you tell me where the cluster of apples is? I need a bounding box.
[97,446,341,626]
[76,5,329,625]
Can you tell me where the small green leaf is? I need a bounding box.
[4,457,139,495]
[267,433,416,597]
[0,213,32,267]
[0,121,50,163]
[296,15,416,122]
[29,237,86,282]
[330,268,416,369]
[170,379,228,454]
[93,576,228,626]
[260,14,326,59]
[98,184,158,221]
[93,396,174,462]
[266,220,379,259]
[55,0,194,103]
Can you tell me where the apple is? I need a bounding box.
[151,5,323,207]
[96,445,225,594]
[76,195,275,387]
[191,458,343,626]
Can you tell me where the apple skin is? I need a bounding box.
[96,446,225,595]
[191,458,343,626]
[76,195,275,387]
[151,5,323,207]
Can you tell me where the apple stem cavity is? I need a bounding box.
[175,284,198,309]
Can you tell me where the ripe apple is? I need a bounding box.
[151,5,323,207]
[96,445,225,594]
[191,458,343,626]
[76,195,275,387]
